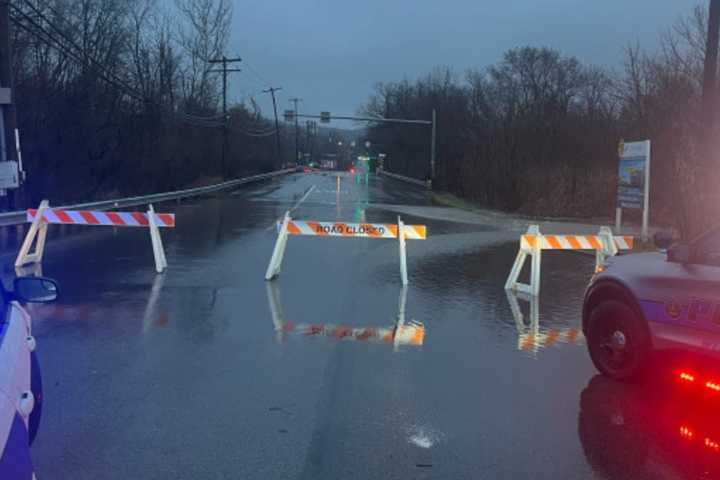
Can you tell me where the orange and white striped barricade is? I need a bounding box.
[506,290,584,357]
[504,225,633,295]
[264,211,427,285]
[15,200,174,273]
[266,282,424,348]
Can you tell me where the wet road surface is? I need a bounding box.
[8,172,710,479]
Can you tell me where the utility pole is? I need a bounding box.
[0,2,18,207]
[430,108,436,183]
[262,86,283,168]
[703,0,720,129]
[208,56,242,177]
[289,97,302,165]
[306,120,312,164]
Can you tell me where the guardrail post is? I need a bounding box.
[265,211,291,281]
[398,216,408,286]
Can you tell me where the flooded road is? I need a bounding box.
[11,172,701,479]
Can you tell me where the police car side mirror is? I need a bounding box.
[668,244,690,264]
[13,277,59,303]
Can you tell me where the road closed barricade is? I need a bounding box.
[15,200,174,273]
[505,225,633,296]
[265,211,427,285]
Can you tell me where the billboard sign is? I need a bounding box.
[617,140,650,209]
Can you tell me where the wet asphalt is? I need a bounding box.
[10,172,714,479]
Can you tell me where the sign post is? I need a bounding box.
[615,139,651,241]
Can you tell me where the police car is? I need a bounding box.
[0,276,58,479]
[583,228,720,380]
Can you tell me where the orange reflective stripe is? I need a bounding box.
[287,222,301,235]
[566,236,582,250]
[566,329,580,343]
[387,225,399,238]
[307,222,326,235]
[524,235,537,248]
[587,236,601,250]
[545,330,560,347]
[546,236,562,249]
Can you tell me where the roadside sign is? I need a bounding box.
[320,112,331,123]
[284,110,295,122]
[0,161,19,189]
[615,139,651,240]
[0,88,10,105]
[617,140,649,209]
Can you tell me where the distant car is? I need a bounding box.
[583,227,720,380]
[0,276,58,479]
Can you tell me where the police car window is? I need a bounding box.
[695,229,720,266]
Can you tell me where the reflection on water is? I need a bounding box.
[266,283,424,349]
[506,290,584,357]
[579,374,720,480]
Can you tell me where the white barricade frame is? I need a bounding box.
[505,225,633,296]
[265,211,426,285]
[15,200,172,273]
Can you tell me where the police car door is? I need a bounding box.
[660,229,720,351]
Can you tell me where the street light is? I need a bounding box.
[338,141,343,146]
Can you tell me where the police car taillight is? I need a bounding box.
[680,371,696,382]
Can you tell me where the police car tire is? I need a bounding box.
[587,300,650,381]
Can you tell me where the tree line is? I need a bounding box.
[363,5,713,234]
[9,0,289,206]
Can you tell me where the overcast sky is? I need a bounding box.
[228,0,700,123]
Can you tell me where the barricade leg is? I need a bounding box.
[266,281,286,342]
[147,204,168,273]
[505,249,528,291]
[393,285,408,350]
[505,225,541,295]
[265,212,291,280]
[15,200,50,267]
[596,226,617,273]
[398,216,408,286]
[530,238,541,296]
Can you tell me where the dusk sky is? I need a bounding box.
[228,0,699,123]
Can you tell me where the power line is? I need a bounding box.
[18,0,147,101]
[9,3,147,103]
[243,59,272,88]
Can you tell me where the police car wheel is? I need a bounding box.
[587,300,650,380]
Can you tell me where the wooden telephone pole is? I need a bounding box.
[208,56,242,177]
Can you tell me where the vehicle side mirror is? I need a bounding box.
[667,244,690,264]
[13,277,58,303]
[654,229,674,250]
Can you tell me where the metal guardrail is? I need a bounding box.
[378,169,432,189]
[0,168,298,227]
